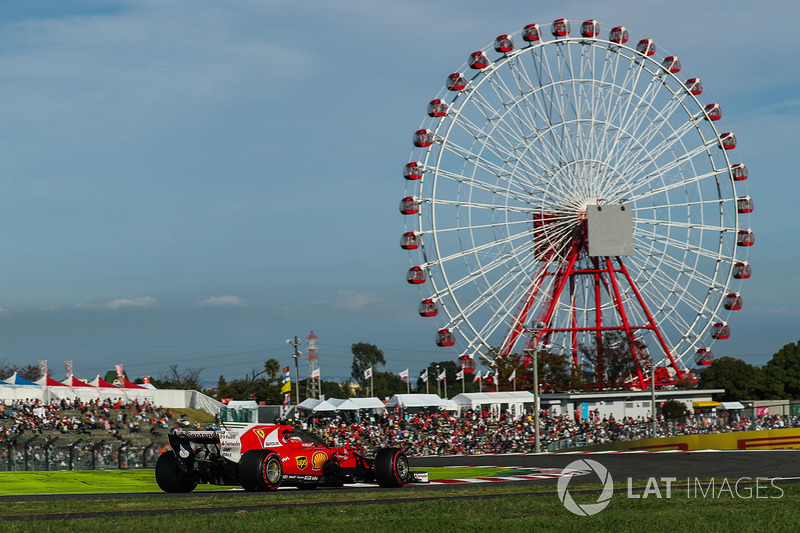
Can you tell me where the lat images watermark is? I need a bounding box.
[558,459,785,516]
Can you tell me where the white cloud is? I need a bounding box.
[196,295,248,307]
[333,290,379,311]
[106,297,159,310]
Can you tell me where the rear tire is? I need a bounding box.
[239,449,283,492]
[155,451,197,493]
[374,448,409,488]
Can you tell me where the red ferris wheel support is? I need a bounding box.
[500,219,685,390]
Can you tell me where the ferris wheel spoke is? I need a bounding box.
[632,225,729,267]
[627,169,725,203]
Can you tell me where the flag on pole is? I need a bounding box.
[472,371,481,383]
[115,364,123,380]
[456,370,464,380]
[438,369,447,381]
[65,361,73,379]
[420,369,428,382]
[311,368,320,379]
[399,369,409,380]
[38,360,47,378]
[281,366,292,393]
[492,371,499,387]
[508,369,516,382]
[281,393,291,417]
[364,367,373,379]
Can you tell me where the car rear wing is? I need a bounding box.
[168,429,221,450]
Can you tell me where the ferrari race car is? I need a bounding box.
[155,422,428,492]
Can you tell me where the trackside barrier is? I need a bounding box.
[0,438,161,471]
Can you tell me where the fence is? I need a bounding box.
[0,437,161,471]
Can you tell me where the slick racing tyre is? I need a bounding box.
[374,447,410,488]
[155,451,198,493]
[239,449,283,492]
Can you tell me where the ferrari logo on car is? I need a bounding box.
[296,456,308,470]
[311,451,327,471]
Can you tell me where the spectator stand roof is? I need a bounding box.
[327,397,386,411]
[384,394,458,410]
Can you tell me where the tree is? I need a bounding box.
[18,364,44,382]
[350,342,386,383]
[150,364,203,391]
[263,358,281,384]
[698,356,768,401]
[763,339,800,398]
[580,331,644,389]
[660,399,687,420]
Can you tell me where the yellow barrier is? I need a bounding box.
[574,428,800,452]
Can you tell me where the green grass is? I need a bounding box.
[0,470,797,532]
[0,467,513,495]
[0,482,798,532]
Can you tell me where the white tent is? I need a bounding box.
[450,391,534,417]
[347,397,386,411]
[327,398,359,411]
[384,394,458,410]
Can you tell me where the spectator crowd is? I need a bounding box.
[305,407,800,456]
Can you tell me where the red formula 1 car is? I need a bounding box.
[155,422,427,492]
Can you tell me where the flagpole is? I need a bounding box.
[436,365,440,396]
[426,368,429,394]
[406,369,410,394]
[461,371,465,394]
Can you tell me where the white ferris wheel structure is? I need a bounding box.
[400,18,753,389]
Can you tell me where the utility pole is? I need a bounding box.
[651,362,657,438]
[287,336,302,420]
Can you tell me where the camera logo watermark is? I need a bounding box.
[557,459,614,516]
[557,458,786,516]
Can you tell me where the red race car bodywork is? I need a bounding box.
[156,422,426,493]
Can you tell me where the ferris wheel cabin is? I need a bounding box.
[413,129,433,147]
[737,229,755,246]
[685,78,703,96]
[407,266,426,284]
[719,132,737,150]
[436,328,456,347]
[580,20,599,38]
[731,163,748,181]
[468,51,490,69]
[737,196,754,214]
[459,354,476,373]
[724,293,743,311]
[522,23,541,42]
[494,34,514,53]
[637,39,656,56]
[711,322,731,340]
[609,26,629,43]
[662,56,681,73]
[404,161,423,180]
[427,99,448,118]
[704,103,722,121]
[399,197,419,215]
[695,348,714,366]
[446,73,467,91]
[400,232,420,250]
[419,299,438,317]
[551,18,570,37]
[733,262,752,279]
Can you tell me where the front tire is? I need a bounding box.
[155,451,198,493]
[239,449,283,492]
[374,448,409,488]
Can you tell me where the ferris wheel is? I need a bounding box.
[400,18,753,389]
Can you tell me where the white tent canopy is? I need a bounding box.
[384,394,458,410]
[450,391,535,417]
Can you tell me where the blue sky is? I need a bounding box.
[0,0,796,385]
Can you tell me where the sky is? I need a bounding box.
[0,0,797,385]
